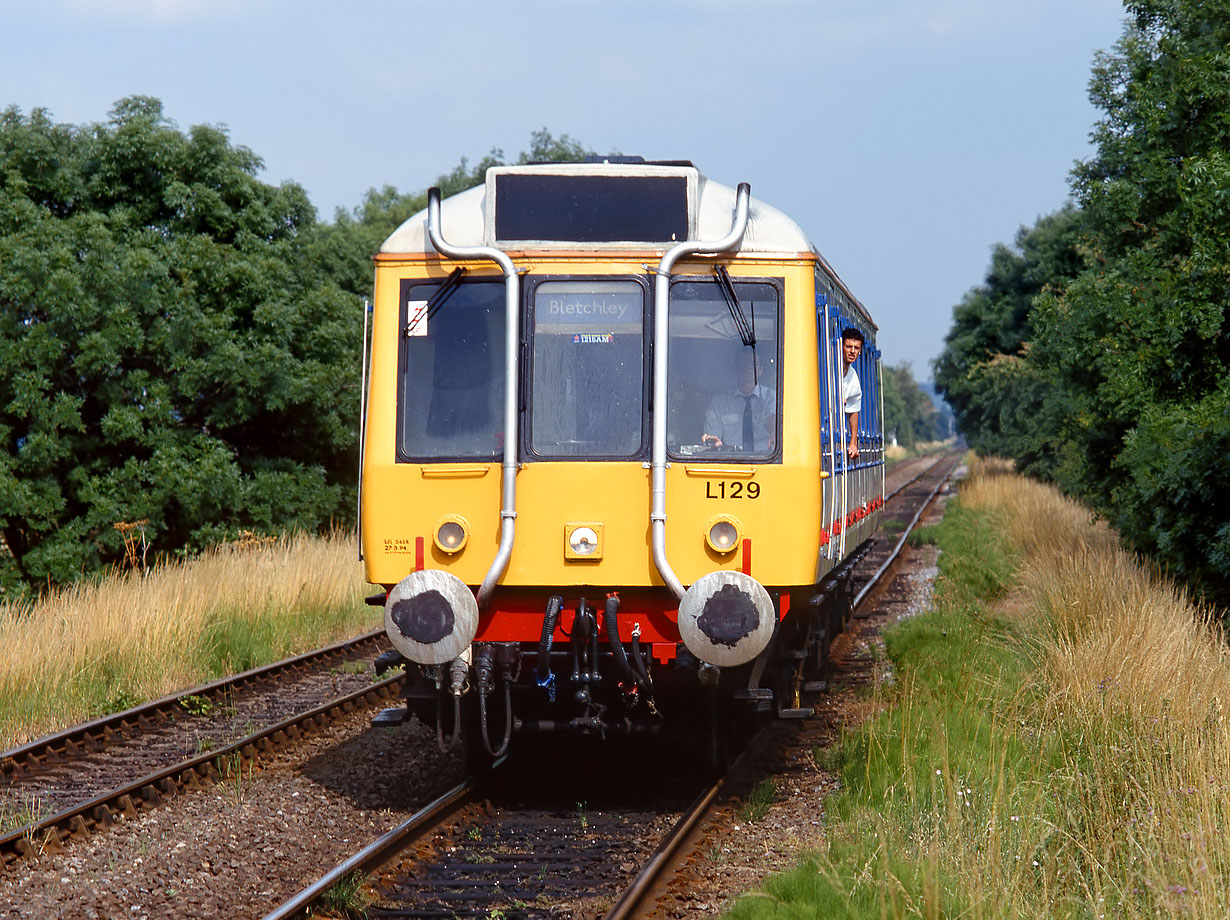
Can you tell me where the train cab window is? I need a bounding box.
[667,277,780,460]
[397,279,505,461]
[528,279,646,459]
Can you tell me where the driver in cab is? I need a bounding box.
[701,349,775,453]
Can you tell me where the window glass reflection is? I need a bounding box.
[530,280,645,458]
[398,280,504,460]
[667,279,780,460]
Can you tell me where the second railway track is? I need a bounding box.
[0,630,398,866]
[0,450,961,917]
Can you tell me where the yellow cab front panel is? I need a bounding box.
[362,256,824,617]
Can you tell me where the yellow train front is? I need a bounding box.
[360,160,883,762]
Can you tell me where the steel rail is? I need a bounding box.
[603,450,963,916]
[602,725,774,920]
[247,451,961,917]
[0,671,405,867]
[884,450,950,504]
[852,452,963,613]
[259,779,475,920]
[1,628,387,780]
[600,778,723,920]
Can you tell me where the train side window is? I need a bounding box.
[817,309,836,466]
[528,279,646,459]
[667,278,780,460]
[397,279,505,461]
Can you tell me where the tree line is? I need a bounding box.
[935,0,1229,607]
[0,99,940,598]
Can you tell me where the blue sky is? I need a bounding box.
[3,0,1127,380]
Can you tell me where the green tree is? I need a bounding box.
[938,0,1230,605]
[934,206,1089,473]
[1029,0,1230,603]
[0,108,599,598]
[882,363,941,449]
[0,98,358,595]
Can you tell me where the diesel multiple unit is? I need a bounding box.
[360,160,883,763]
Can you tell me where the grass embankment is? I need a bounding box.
[0,531,369,752]
[730,457,1230,919]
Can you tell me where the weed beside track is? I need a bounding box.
[727,456,1230,920]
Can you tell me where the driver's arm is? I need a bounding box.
[701,401,724,447]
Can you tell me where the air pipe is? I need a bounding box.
[474,645,513,758]
[427,188,520,610]
[629,623,654,696]
[537,595,563,701]
[435,658,468,753]
[651,183,752,599]
[604,594,637,687]
[358,298,371,562]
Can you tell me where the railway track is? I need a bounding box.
[851,449,964,613]
[258,450,963,919]
[261,736,757,920]
[0,451,960,912]
[0,630,400,867]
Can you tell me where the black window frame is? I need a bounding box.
[522,273,652,463]
[664,274,785,465]
[395,275,508,464]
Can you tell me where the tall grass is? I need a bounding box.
[0,531,370,750]
[727,456,1230,919]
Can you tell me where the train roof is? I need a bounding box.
[378,161,876,331]
[379,162,813,256]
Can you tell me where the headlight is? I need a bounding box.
[569,526,599,555]
[433,517,469,554]
[706,516,741,554]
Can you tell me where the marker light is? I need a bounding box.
[706,516,741,554]
[433,517,469,554]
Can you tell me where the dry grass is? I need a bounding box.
[733,455,1230,919]
[885,443,910,463]
[0,531,370,750]
[958,458,1230,917]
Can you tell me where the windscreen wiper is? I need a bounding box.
[715,265,756,348]
[716,266,758,382]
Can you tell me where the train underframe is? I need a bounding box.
[372,540,875,767]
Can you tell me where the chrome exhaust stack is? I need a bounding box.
[426,187,520,610]
[650,183,752,600]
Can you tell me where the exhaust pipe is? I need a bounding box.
[650,183,752,598]
[427,188,520,610]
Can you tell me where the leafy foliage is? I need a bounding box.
[0,104,595,598]
[1113,380,1230,599]
[934,206,1089,473]
[881,362,944,449]
[936,0,1230,606]
[1033,0,1230,604]
[0,98,358,595]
